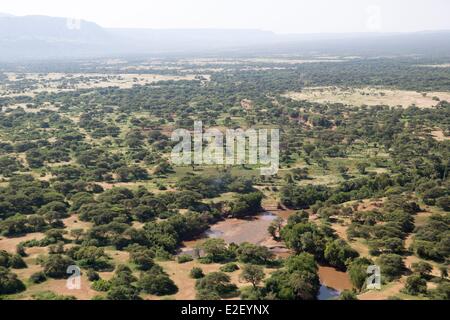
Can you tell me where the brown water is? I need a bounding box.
[180,212,278,254]
[206,212,276,245]
[181,213,353,300]
[318,266,353,292]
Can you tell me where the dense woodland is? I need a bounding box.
[0,55,449,300]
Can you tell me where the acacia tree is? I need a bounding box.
[240,265,264,289]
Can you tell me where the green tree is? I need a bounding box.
[377,254,405,281]
[42,255,75,279]
[198,238,232,263]
[196,272,238,298]
[324,239,359,270]
[348,258,372,292]
[190,267,205,279]
[240,265,265,288]
[107,285,141,300]
[339,290,358,300]
[411,261,433,277]
[404,274,427,295]
[138,272,178,296]
[0,267,26,294]
[236,243,274,265]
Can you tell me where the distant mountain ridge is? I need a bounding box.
[1,13,450,61]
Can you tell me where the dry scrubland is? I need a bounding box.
[0,55,449,301]
[285,87,450,108]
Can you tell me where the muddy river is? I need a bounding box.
[181,211,353,299]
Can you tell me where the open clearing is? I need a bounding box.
[152,260,274,300]
[0,232,45,253]
[431,130,450,141]
[0,72,208,97]
[284,87,450,108]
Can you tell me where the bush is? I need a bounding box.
[31,291,76,300]
[404,274,427,295]
[106,285,141,300]
[429,282,450,300]
[42,254,75,279]
[348,257,373,292]
[91,279,112,292]
[436,196,450,212]
[229,192,263,218]
[190,267,205,279]
[195,272,238,298]
[0,251,27,269]
[196,289,221,300]
[0,267,26,294]
[324,239,359,270]
[220,263,239,273]
[236,243,274,265]
[240,264,264,288]
[177,255,194,264]
[198,238,234,263]
[339,290,358,300]
[129,249,155,271]
[29,272,47,284]
[87,269,100,282]
[263,254,320,300]
[9,254,27,269]
[139,272,178,296]
[377,254,405,281]
[411,261,433,277]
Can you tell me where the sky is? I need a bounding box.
[1,0,450,34]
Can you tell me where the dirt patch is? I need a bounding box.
[14,263,44,282]
[0,232,45,253]
[25,275,99,300]
[154,260,273,300]
[358,277,406,300]
[418,64,450,68]
[240,99,254,110]
[105,249,130,265]
[284,87,450,108]
[430,130,449,141]
[329,220,370,258]
[1,72,207,99]
[331,222,349,240]
[404,255,441,277]
[356,199,384,212]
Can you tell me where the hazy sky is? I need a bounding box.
[1,0,450,34]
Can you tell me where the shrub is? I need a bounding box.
[31,291,76,300]
[236,243,274,265]
[339,290,358,300]
[324,239,359,270]
[91,279,112,292]
[87,269,100,282]
[0,267,26,294]
[220,263,240,273]
[377,254,405,281]
[404,274,427,295]
[138,272,178,296]
[106,285,141,300]
[177,255,194,264]
[190,267,205,279]
[0,251,27,269]
[42,254,75,279]
[29,272,47,284]
[195,272,238,298]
